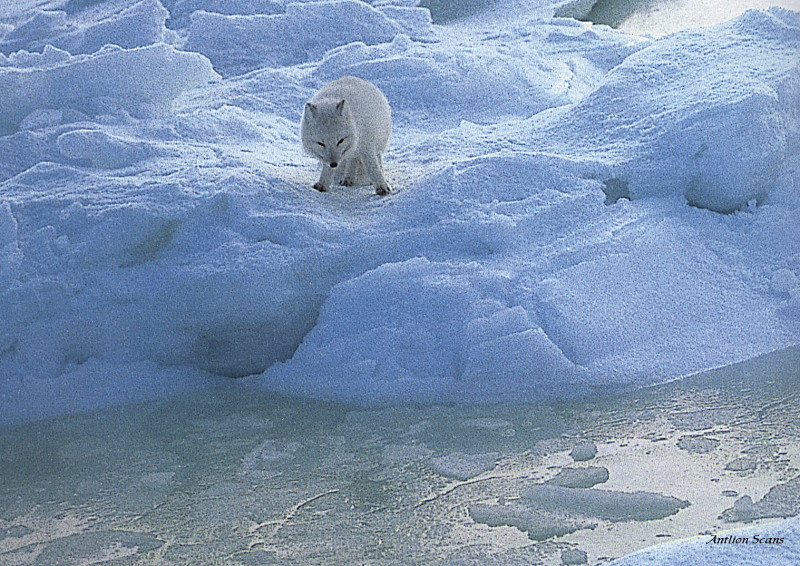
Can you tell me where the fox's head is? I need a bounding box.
[301,99,357,169]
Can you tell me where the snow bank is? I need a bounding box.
[166,0,284,29]
[0,0,169,56]
[186,0,433,75]
[311,32,588,128]
[0,43,219,134]
[608,516,800,566]
[0,0,799,425]
[523,7,800,213]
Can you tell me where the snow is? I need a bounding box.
[607,516,800,566]
[0,0,170,56]
[186,1,433,75]
[0,0,797,464]
[0,43,219,134]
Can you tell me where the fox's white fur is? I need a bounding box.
[301,76,392,195]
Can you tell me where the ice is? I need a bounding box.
[470,479,690,541]
[32,531,163,565]
[430,451,501,480]
[521,484,690,521]
[0,43,219,134]
[185,0,429,75]
[676,435,719,454]
[607,516,800,566]
[546,466,609,488]
[570,441,598,462]
[720,475,800,522]
[561,548,588,565]
[0,0,169,56]
[469,500,597,541]
[0,0,796,458]
[0,358,797,564]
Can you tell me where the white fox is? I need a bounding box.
[301,76,392,196]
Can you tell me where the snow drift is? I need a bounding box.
[0,0,798,425]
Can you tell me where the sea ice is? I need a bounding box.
[430,451,501,480]
[520,485,690,522]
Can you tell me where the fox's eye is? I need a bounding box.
[317,142,326,148]
[337,138,346,146]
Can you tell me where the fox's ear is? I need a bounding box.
[336,99,346,116]
[305,102,317,117]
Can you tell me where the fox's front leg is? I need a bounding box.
[340,157,363,187]
[313,163,336,192]
[364,152,390,196]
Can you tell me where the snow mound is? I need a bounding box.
[0,1,798,425]
[186,0,432,75]
[264,257,587,405]
[0,43,219,134]
[311,33,581,128]
[608,516,800,566]
[0,0,169,56]
[526,7,800,213]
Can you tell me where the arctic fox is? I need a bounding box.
[301,76,392,196]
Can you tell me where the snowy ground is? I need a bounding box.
[1,0,799,563]
[1,0,798,423]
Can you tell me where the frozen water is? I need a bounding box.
[430,451,501,480]
[0,342,797,564]
[520,484,690,521]
[546,466,610,488]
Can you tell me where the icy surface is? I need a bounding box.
[430,451,501,480]
[0,346,797,564]
[546,466,609,488]
[0,0,798,429]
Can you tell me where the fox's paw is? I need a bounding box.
[341,177,354,187]
[313,182,327,192]
[375,184,391,196]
